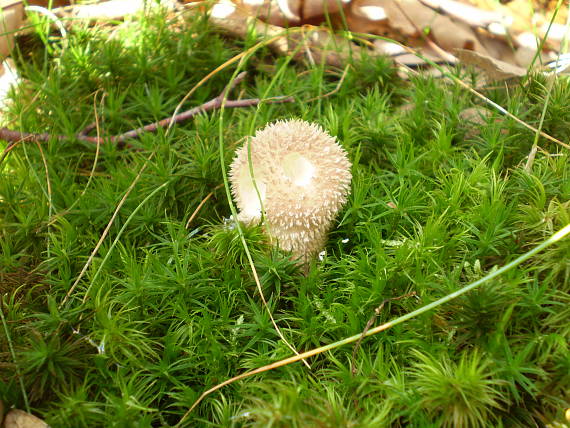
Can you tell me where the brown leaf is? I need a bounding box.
[346,1,394,38]
[235,0,350,26]
[235,0,300,26]
[302,0,348,20]
[206,1,367,68]
[431,18,484,52]
[4,409,48,428]
[382,0,437,37]
[350,0,486,54]
[52,0,175,21]
[478,34,518,66]
[455,48,527,81]
[0,0,24,58]
[417,0,510,29]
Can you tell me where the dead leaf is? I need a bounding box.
[185,0,563,83]
[382,0,437,37]
[350,0,487,54]
[455,48,527,81]
[206,1,367,68]
[3,409,47,428]
[0,0,24,59]
[346,0,392,36]
[478,34,518,66]
[431,17,484,52]
[301,0,349,20]
[235,0,299,26]
[417,0,511,29]
[235,0,350,26]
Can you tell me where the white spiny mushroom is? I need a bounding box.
[229,119,352,261]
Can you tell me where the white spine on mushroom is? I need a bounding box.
[229,119,352,261]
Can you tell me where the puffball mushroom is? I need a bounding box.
[229,119,352,261]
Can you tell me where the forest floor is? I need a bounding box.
[1,5,569,427]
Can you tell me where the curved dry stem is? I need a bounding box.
[34,141,53,260]
[177,223,570,424]
[305,64,351,103]
[185,183,224,229]
[47,92,104,227]
[374,33,570,151]
[59,151,156,307]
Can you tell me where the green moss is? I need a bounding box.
[1,8,569,427]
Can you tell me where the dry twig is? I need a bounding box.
[0,72,294,164]
[59,73,290,307]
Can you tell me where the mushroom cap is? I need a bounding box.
[229,119,352,259]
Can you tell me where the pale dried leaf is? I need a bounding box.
[302,0,349,20]
[455,48,527,81]
[478,35,518,66]
[431,17,485,53]
[237,0,299,26]
[346,1,393,36]
[382,0,437,37]
[0,0,24,58]
[540,22,570,45]
[4,409,48,428]
[52,0,175,21]
[275,0,299,21]
[206,1,365,68]
[236,0,350,25]
[352,0,486,54]
[417,0,511,28]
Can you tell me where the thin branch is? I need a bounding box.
[114,96,292,143]
[78,121,97,136]
[0,72,294,164]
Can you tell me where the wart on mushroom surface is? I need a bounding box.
[229,119,352,261]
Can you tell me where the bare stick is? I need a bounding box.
[0,72,294,163]
[78,121,97,136]
[114,96,292,143]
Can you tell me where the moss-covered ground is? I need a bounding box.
[1,8,569,427]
